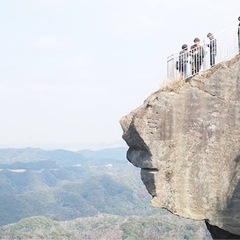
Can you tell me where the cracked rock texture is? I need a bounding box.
[120,55,240,236]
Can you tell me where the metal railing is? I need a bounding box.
[167,25,239,80]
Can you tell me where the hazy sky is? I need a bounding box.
[0,0,239,150]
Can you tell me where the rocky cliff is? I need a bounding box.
[120,54,240,238]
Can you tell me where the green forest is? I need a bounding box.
[0,147,211,239]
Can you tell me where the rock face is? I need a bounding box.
[120,55,240,237]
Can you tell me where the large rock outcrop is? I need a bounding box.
[120,55,240,237]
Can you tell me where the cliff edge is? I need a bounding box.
[120,54,240,237]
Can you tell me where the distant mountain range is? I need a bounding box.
[0,147,127,168]
[0,147,127,164]
[0,147,157,227]
[0,147,211,239]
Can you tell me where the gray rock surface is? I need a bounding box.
[120,55,240,236]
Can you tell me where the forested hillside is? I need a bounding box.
[0,147,211,239]
[0,147,159,226]
[0,214,211,240]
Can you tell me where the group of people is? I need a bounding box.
[177,16,240,80]
[176,33,217,79]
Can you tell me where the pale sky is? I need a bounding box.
[0,0,239,150]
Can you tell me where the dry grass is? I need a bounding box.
[160,76,186,92]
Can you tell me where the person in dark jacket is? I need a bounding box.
[190,38,204,75]
[178,44,189,79]
[190,44,197,75]
[207,33,217,67]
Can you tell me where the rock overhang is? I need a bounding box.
[120,55,240,237]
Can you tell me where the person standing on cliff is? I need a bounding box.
[190,44,197,75]
[207,33,217,67]
[178,44,189,79]
[238,16,240,53]
[190,38,204,75]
